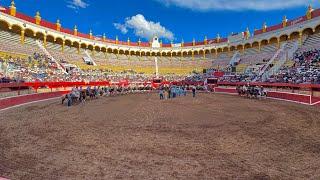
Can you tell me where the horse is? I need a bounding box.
[61,89,82,106]
[237,85,266,99]
[61,93,78,106]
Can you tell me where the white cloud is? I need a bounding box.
[114,23,128,34]
[114,14,174,41]
[155,0,318,11]
[67,0,89,9]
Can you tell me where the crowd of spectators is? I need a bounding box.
[207,48,320,84]
[0,52,187,84]
[265,49,320,84]
[1,48,320,86]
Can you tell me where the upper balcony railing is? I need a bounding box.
[254,9,320,36]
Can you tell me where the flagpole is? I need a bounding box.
[155,56,159,78]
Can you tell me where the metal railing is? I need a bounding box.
[36,40,67,74]
[261,41,299,81]
[84,50,97,66]
[229,51,240,66]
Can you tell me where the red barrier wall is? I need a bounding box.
[0,91,68,110]
[214,87,320,106]
[312,97,320,106]
[0,86,319,111]
[214,87,237,94]
[267,91,311,104]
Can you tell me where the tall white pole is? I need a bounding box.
[155,56,159,78]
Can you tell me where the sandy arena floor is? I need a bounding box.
[1,93,320,179]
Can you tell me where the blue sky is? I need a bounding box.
[1,0,318,43]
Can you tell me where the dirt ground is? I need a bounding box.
[1,93,320,179]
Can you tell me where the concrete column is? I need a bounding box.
[20,30,25,44]
[299,32,303,46]
[61,40,65,52]
[192,51,194,61]
[43,36,47,48]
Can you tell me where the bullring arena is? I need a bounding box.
[1,0,320,179]
[1,92,320,179]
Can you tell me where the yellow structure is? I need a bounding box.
[282,16,287,28]
[262,22,267,33]
[71,63,197,75]
[217,34,221,43]
[56,19,61,31]
[20,30,25,44]
[103,33,106,41]
[62,40,65,52]
[74,25,78,36]
[191,51,194,61]
[115,36,119,44]
[89,29,93,39]
[43,35,47,47]
[245,27,250,39]
[0,51,28,59]
[10,0,16,16]
[306,5,313,20]
[35,11,41,25]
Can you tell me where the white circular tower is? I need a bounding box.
[151,36,161,48]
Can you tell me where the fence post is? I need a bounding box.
[310,87,313,105]
[18,83,21,95]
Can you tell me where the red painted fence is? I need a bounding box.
[214,87,320,106]
[1,82,320,110]
[0,91,68,110]
[214,87,237,94]
[267,91,311,104]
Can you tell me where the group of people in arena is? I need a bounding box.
[159,85,197,100]
[62,85,155,106]
[236,84,267,99]
[61,84,200,106]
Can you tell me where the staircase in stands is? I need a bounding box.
[261,41,299,81]
[35,40,67,74]
[84,50,97,66]
[254,43,286,81]
[229,51,241,66]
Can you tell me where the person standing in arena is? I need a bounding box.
[192,86,196,98]
[159,88,164,100]
[67,93,72,107]
[183,86,187,96]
